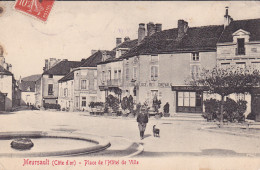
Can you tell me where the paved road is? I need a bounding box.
[0,110,260,157]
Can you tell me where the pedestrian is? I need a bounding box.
[137,105,149,140]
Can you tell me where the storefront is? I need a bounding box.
[172,86,208,113]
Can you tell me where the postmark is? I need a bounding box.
[14,0,54,22]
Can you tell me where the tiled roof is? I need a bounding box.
[19,81,36,92]
[58,71,74,83]
[22,74,41,81]
[113,39,138,50]
[79,50,115,67]
[43,60,81,75]
[0,65,12,75]
[123,25,224,58]
[218,18,260,43]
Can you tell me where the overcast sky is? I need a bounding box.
[0,1,260,79]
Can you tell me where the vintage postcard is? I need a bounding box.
[0,0,260,170]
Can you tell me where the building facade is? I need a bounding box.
[216,17,260,118]
[0,45,19,111]
[41,60,80,107]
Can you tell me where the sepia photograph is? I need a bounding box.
[0,0,260,169]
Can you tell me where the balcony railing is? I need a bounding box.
[236,47,245,55]
[107,79,122,87]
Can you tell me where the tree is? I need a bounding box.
[121,96,128,111]
[189,66,260,125]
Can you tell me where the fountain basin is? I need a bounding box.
[0,131,110,157]
[11,138,34,150]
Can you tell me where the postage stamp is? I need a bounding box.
[14,0,54,21]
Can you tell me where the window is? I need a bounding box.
[81,80,87,89]
[64,88,68,97]
[48,84,53,95]
[236,38,245,55]
[126,68,129,80]
[151,55,159,62]
[133,67,137,80]
[102,71,106,82]
[82,97,86,107]
[108,70,111,81]
[48,74,53,78]
[178,92,198,107]
[151,66,158,81]
[191,52,200,61]
[236,93,245,101]
[191,65,200,79]
[114,70,118,80]
[118,70,121,80]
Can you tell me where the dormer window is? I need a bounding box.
[191,52,200,61]
[236,38,245,55]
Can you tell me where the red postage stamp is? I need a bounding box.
[14,0,54,22]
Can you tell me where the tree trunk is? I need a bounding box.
[220,95,225,127]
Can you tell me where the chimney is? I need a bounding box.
[102,51,107,61]
[147,22,156,36]
[224,7,232,28]
[155,23,162,32]
[138,23,145,45]
[177,19,188,39]
[8,64,12,72]
[91,50,97,55]
[116,38,122,47]
[44,59,49,71]
[124,36,130,42]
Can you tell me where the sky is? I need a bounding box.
[0,1,260,79]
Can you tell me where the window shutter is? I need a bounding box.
[86,80,89,90]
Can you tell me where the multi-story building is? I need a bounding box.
[97,8,260,116]
[41,60,81,106]
[0,45,20,111]
[98,20,223,114]
[216,9,260,119]
[97,37,138,102]
[18,74,41,106]
[58,50,114,111]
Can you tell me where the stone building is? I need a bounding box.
[216,9,260,119]
[18,74,41,107]
[0,45,20,111]
[58,50,115,111]
[41,60,81,106]
[97,8,260,116]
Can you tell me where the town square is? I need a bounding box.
[0,1,260,169]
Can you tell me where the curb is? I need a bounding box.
[0,131,111,157]
[200,126,260,138]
